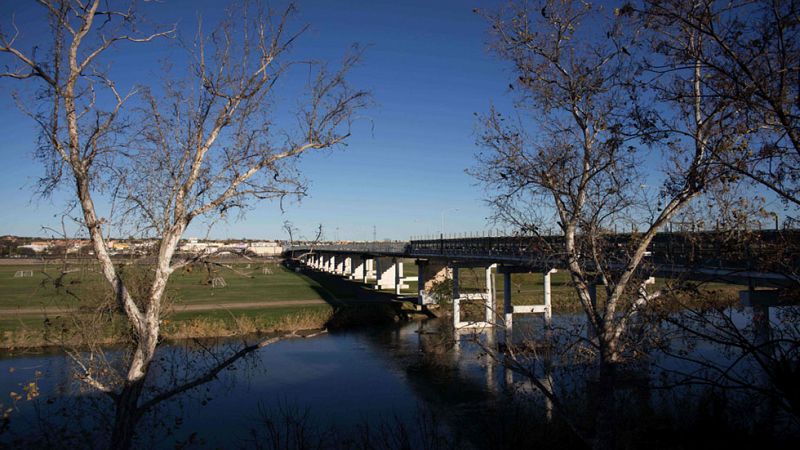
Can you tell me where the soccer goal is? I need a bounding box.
[13,270,33,278]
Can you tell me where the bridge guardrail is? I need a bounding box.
[287,230,800,276]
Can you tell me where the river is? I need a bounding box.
[1,308,797,448]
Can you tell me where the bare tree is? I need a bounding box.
[639,0,800,207]
[473,1,737,448]
[283,220,324,261]
[0,1,367,447]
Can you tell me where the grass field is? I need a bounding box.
[0,258,742,347]
[0,261,340,345]
[0,261,333,309]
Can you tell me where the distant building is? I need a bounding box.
[179,238,226,255]
[246,241,283,256]
[18,241,50,253]
[112,242,130,251]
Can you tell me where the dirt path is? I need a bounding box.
[0,299,328,316]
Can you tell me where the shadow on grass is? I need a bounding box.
[287,262,414,330]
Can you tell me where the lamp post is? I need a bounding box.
[769,212,779,231]
[441,208,460,237]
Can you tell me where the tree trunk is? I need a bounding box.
[110,378,145,450]
[592,359,617,450]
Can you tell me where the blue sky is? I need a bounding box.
[0,0,519,241]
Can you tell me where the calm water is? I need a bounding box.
[1,318,519,448]
[0,307,794,448]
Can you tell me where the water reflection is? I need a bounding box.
[1,306,799,448]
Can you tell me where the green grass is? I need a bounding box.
[0,262,332,309]
[165,304,332,323]
[0,258,743,344]
[167,263,329,304]
[0,262,338,344]
[0,262,106,309]
[453,267,741,313]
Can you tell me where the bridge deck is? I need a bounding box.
[287,230,800,287]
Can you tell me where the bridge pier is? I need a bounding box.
[740,288,779,355]
[349,256,365,280]
[334,257,345,275]
[586,275,606,340]
[500,266,556,343]
[415,259,450,305]
[452,264,460,328]
[342,257,352,276]
[375,257,406,291]
[363,257,374,283]
[452,263,496,329]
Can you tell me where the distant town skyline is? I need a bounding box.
[0,0,515,241]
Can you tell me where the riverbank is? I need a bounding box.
[0,258,747,351]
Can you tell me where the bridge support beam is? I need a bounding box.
[740,288,779,355]
[362,257,374,284]
[334,257,346,275]
[543,268,556,328]
[452,264,460,329]
[586,275,606,339]
[500,266,556,343]
[350,257,365,280]
[415,259,450,305]
[485,264,497,323]
[342,257,352,276]
[452,264,496,329]
[375,257,404,290]
[394,262,414,295]
[503,271,512,334]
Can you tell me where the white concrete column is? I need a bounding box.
[543,269,557,328]
[417,260,427,305]
[452,264,459,300]
[375,257,396,290]
[351,257,365,280]
[362,258,373,283]
[394,260,403,295]
[503,270,513,335]
[485,264,496,323]
[343,257,352,276]
[452,264,460,329]
[335,256,345,274]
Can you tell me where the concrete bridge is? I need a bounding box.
[286,230,799,331]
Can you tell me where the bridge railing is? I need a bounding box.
[286,230,799,274]
[286,241,409,254]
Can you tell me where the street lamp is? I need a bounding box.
[441,208,460,237]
